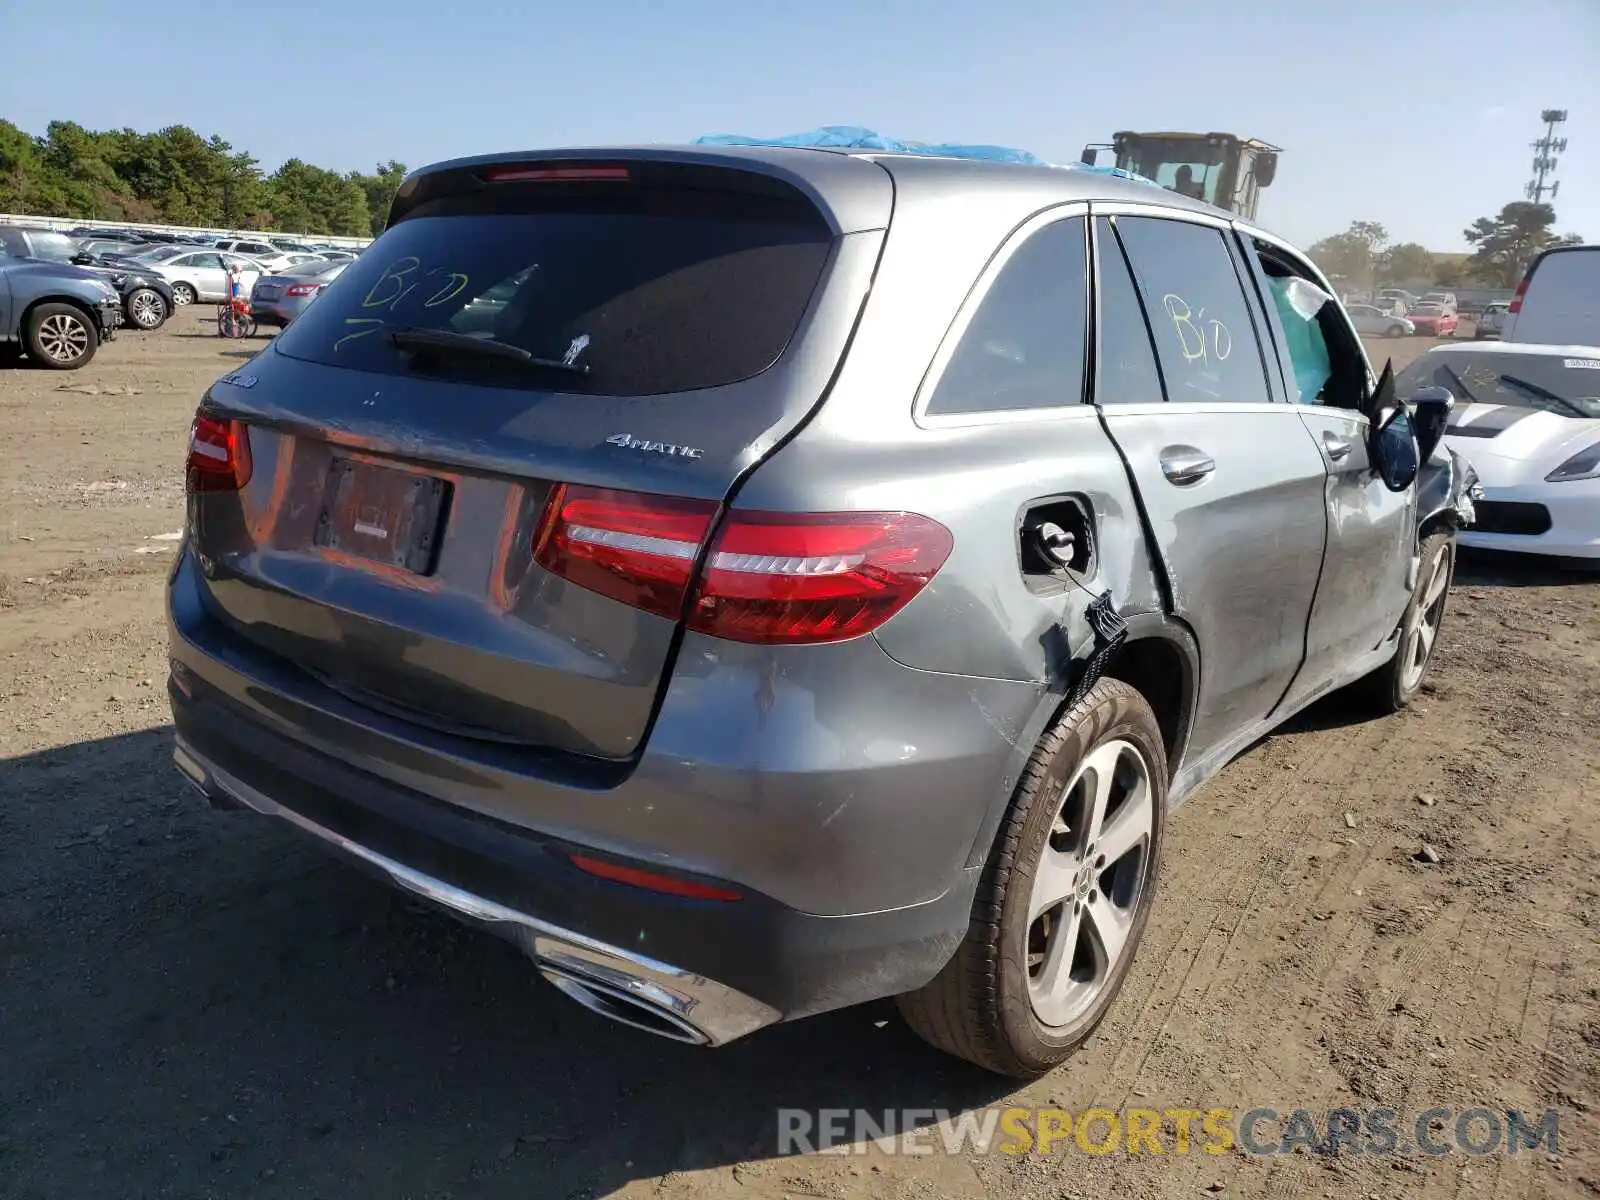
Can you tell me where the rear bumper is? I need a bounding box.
[248,296,313,326]
[173,735,780,1045]
[166,547,1044,1025]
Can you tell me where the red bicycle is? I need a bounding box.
[216,298,257,339]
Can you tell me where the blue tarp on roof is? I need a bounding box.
[695,125,1048,165]
[692,126,1162,187]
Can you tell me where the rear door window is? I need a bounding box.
[922,216,1088,417]
[1112,216,1272,404]
[274,188,834,396]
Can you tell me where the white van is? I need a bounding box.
[1503,244,1600,346]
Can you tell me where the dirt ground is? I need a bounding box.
[2,314,1597,1200]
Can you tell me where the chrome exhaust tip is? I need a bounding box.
[539,965,710,1045]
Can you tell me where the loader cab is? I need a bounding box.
[1079,132,1281,220]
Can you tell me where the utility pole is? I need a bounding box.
[1525,109,1568,205]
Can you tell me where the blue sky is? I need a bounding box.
[3,0,1595,251]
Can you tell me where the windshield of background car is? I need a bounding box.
[1397,351,1600,418]
[20,232,80,263]
[273,188,834,395]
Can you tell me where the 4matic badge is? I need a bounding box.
[605,433,703,459]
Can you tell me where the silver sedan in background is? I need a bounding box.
[1345,302,1414,339]
[249,259,349,327]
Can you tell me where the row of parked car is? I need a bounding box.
[1340,288,1476,339]
[0,224,363,368]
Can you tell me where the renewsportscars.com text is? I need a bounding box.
[778,1106,1561,1157]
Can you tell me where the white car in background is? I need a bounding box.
[1475,302,1510,340]
[1346,302,1414,339]
[215,238,280,260]
[1396,342,1600,559]
[1504,244,1599,347]
[147,250,266,306]
[251,251,326,274]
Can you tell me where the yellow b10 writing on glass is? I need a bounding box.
[334,256,471,351]
[997,1107,1235,1155]
[1162,292,1231,365]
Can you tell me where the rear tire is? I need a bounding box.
[1356,532,1455,714]
[896,679,1167,1078]
[23,303,98,370]
[1385,324,1405,338]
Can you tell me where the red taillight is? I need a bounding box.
[1508,274,1530,313]
[285,282,324,297]
[568,854,743,902]
[482,164,631,183]
[533,487,954,644]
[689,511,954,644]
[186,414,252,493]
[533,484,717,619]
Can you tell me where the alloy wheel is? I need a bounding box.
[1026,739,1155,1028]
[37,313,90,363]
[129,290,165,329]
[1401,547,1452,691]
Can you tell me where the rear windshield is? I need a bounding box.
[1397,350,1600,418]
[273,189,834,396]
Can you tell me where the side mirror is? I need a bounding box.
[1255,151,1278,187]
[1080,145,1098,167]
[71,252,95,265]
[1372,405,1420,492]
[1408,385,1455,464]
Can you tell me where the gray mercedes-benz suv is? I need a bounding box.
[166,145,1475,1078]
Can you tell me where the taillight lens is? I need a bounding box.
[285,282,324,297]
[534,488,953,644]
[186,414,252,493]
[533,484,717,619]
[1509,274,1529,313]
[690,510,953,645]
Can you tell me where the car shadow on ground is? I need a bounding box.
[1456,547,1597,587]
[1260,547,1593,742]
[2,726,1017,1199]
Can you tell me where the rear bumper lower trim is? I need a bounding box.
[173,736,783,1047]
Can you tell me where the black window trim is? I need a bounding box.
[1088,215,1170,406]
[1229,228,1296,407]
[1239,221,1377,419]
[912,200,1097,429]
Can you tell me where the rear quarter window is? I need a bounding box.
[922,216,1089,417]
[274,188,834,397]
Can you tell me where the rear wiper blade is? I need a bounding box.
[384,326,590,375]
[1496,373,1585,417]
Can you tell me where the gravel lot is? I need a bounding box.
[2,315,1597,1200]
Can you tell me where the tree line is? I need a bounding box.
[1309,203,1584,292]
[0,119,406,238]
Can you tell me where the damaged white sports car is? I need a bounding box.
[1395,342,1600,560]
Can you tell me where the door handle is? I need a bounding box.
[1159,448,1215,486]
[1322,431,1353,462]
